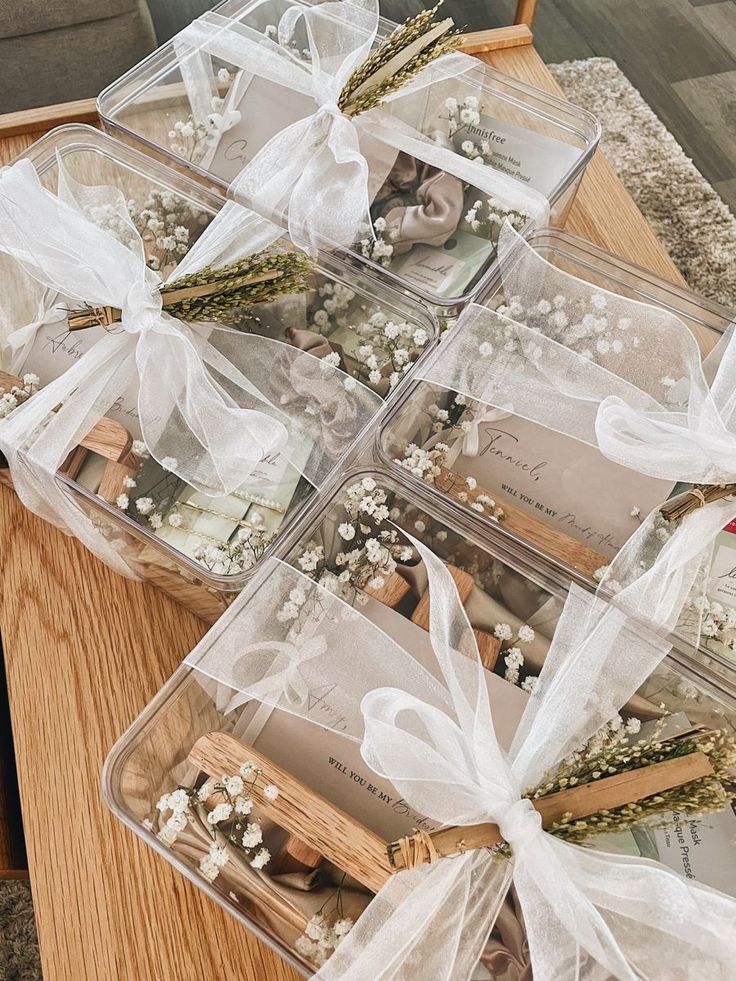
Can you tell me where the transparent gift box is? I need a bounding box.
[97,0,600,324]
[0,125,437,622]
[376,226,736,679]
[103,464,736,977]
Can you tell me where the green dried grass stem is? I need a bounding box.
[535,729,736,849]
[160,247,314,323]
[338,2,463,117]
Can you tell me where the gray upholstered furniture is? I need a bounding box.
[0,0,157,113]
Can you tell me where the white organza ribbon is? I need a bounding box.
[174,1,550,252]
[416,225,736,640]
[0,159,381,575]
[2,289,66,376]
[185,532,736,979]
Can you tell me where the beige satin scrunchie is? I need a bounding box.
[384,164,465,255]
[374,138,466,255]
[285,326,337,361]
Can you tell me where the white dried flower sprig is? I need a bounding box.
[351,310,429,390]
[295,875,354,967]
[464,196,530,239]
[155,763,279,882]
[395,394,504,523]
[276,583,310,624]
[441,94,481,138]
[167,68,238,165]
[358,215,395,268]
[0,373,40,419]
[425,391,473,436]
[193,526,275,577]
[128,188,208,272]
[397,442,450,484]
[682,593,736,656]
[294,478,413,603]
[490,622,537,687]
[488,290,642,369]
[310,280,356,334]
[307,279,427,392]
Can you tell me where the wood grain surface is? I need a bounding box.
[0,45,689,981]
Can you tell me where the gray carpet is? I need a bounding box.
[549,56,736,310]
[0,881,41,981]
[0,57,733,981]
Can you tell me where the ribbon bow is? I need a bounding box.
[0,160,381,574]
[187,535,736,980]
[175,1,550,253]
[224,634,329,718]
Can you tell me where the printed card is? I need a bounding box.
[451,115,582,197]
[707,521,736,613]
[19,316,144,439]
[205,72,316,184]
[157,435,312,561]
[595,805,736,898]
[389,232,496,298]
[449,415,675,561]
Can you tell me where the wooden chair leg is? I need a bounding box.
[515,0,538,27]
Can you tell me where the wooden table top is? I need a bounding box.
[0,44,688,981]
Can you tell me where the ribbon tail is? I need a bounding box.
[2,292,66,377]
[288,113,370,251]
[514,832,736,981]
[229,115,334,251]
[135,322,290,497]
[315,851,510,981]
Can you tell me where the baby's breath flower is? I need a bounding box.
[338,523,356,541]
[241,822,263,848]
[208,802,233,825]
[250,847,270,869]
[518,625,535,644]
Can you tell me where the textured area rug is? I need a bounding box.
[0,880,41,980]
[549,57,736,310]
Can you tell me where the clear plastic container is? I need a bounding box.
[103,463,736,976]
[376,226,736,677]
[97,0,600,323]
[2,125,437,622]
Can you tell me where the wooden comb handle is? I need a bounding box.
[188,731,393,893]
